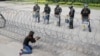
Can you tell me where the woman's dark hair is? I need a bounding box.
[28,31,34,37]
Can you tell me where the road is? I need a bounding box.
[0,2,100,56]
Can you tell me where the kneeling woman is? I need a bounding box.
[19,31,40,56]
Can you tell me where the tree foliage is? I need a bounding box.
[46,0,100,4]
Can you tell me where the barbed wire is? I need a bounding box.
[0,7,100,45]
[0,7,100,56]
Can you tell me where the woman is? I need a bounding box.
[19,31,40,56]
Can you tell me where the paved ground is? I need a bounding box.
[0,2,100,56]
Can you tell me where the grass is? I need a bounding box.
[5,1,100,10]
